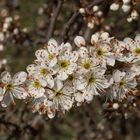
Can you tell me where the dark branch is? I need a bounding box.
[46,0,64,42]
[62,0,104,42]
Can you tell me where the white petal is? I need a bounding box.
[75,77,87,90]
[74,92,84,102]
[113,70,125,82]
[55,79,63,91]
[1,71,11,84]
[26,64,37,75]
[127,80,137,88]
[78,47,88,58]
[1,92,14,107]
[49,57,57,67]
[57,71,68,81]
[70,51,79,62]
[48,111,55,119]
[106,56,115,66]
[46,75,54,88]
[35,49,48,61]
[13,87,27,99]
[63,42,72,52]
[48,38,58,55]
[0,87,4,101]
[65,63,77,74]
[74,36,85,47]
[12,72,27,85]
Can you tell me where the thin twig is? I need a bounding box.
[62,0,104,42]
[46,0,64,42]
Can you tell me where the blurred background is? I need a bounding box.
[0,0,140,140]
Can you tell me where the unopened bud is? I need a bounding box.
[91,34,99,44]
[122,4,130,12]
[101,32,109,40]
[87,22,94,29]
[131,10,139,19]
[113,103,119,110]
[74,36,85,47]
[127,17,133,22]
[93,5,99,12]
[123,0,131,4]
[110,3,119,11]
[79,8,85,14]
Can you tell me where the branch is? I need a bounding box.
[46,0,64,42]
[62,0,104,42]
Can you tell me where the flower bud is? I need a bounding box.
[0,33,4,42]
[122,4,130,12]
[74,36,85,47]
[79,8,85,14]
[87,22,94,29]
[110,3,119,11]
[127,17,133,22]
[123,0,131,4]
[131,10,139,19]
[113,103,119,110]
[101,32,109,40]
[91,34,99,44]
[93,5,99,12]
[0,44,4,51]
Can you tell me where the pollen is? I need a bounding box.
[68,75,74,81]
[97,49,104,56]
[40,68,48,76]
[33,80,41,88]
[6,83,13,91]
[60,60,70,69]
[83,62,91,69]
[89,76,96,84]
[48,54,54,60]
[134,48,140,55]
[55,91,63,96]
[119,80,126,87]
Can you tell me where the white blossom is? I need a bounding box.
[74,36,86,47]
[0,71,27,107]
[47,79,74,111]
[111,70,137,99]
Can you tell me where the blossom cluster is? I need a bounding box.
[110,0,139,22]
[0,32,140,118]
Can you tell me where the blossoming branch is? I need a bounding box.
[0,32,140,118]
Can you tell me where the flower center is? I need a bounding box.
[119,80,126,87]
[134,48,140,55]
[89,76,96,84]
[6,83,13,91]
[83,62,91,69]
[55,91,62,96]
[48,54,54,60]
[97,49,104,56]
[33,80,41,88]
[40,68,48,76]
[68,75,74,81]
[60,60,69,69]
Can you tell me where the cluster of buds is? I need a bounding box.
[110,0,139,22]
[79,5,104,29]
[0,32,140,119]
[0,12,29,46]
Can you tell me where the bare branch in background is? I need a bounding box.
[46,0,64,42]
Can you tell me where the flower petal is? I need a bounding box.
[1,92,14,107]
[48,38,58,55]
[0,87,4,101]
[12,72,27,85]
[13,87,27,99]
[1,71,11,84]
[57,71,68,81]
